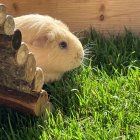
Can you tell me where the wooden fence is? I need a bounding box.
[1,0,140,34]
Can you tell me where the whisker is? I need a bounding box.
[84,48,93,52]
[84,48,93,51]
[84,44,96,49]
[84,46,94,49]
[83,57,91,60]
[84,53,91,56]
[84,51,91,53]
[84,52,92,56]
[84,49,92,52]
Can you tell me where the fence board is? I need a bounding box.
[1,0,140,34]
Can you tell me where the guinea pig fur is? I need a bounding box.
[14,14,84,83]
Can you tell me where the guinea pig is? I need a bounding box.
[14,14,84,83]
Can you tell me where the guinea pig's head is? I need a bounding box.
[30,25,84,74]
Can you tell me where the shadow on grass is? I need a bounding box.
[0,68,82,139]
[0,106,40,139]
[43,69,82,116]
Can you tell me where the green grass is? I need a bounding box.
[0,29,140,140]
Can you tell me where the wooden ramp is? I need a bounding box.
[0,4,52,116]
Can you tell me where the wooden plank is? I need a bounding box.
[1,0,140,34]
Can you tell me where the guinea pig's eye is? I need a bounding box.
[59,41,67,49]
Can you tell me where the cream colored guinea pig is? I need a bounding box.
[14,14,84,83]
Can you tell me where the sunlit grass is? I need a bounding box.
[0,29,140,140]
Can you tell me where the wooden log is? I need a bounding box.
[32,67,44,93]
[0,4,6,25]
[0,34,12,48]
[0,54,34,93]
[0,86,51,116]
[0,43,36,93]
[15,42,29,65]
[0,44,33,93]
[0,63,35,94]
[0,15,15,35]
[0,50,35,93]
[0,46,16,65]
[0,29,22,48]
[24,52,36,82]
[35,90,53,116]
[0,78,32,94]
[0,5,52,116]
[4,15,15,35]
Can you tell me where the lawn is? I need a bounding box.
[0,29,140,140]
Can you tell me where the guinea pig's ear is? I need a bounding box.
[31,32,55,47]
